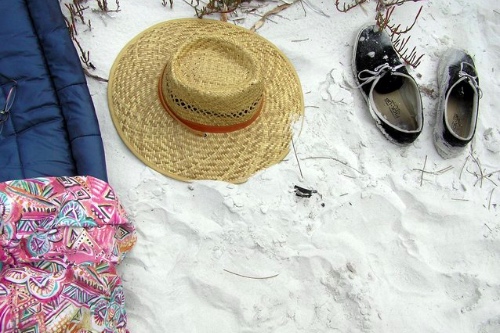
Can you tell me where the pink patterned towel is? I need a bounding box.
[0,176,137,333]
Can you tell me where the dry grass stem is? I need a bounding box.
[62,1,120,81]
[469,153,489,188]
[412,155,453,186]
[463,149,499,188]
[335,0,425,67]
[223,269,279,280]
[301,0,329,17]
[488,188,495,210]
[162,0,174,7]
[303,156,362,174]
[460,155,471,180]
[414,165,454,176]
[94,0,121,12]
[335,0,369,12]
[83,68,108,82]
[292,139,304,179]
[183,0,243,18]
[378,4,422,34]
[420,155,427,186]
[250,1,298,32]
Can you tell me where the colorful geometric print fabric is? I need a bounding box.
[0,176,136,333]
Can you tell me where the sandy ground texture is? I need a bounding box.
[76,0,500,332]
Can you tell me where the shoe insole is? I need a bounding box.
[373,89,418,131]
[446,95,472,139]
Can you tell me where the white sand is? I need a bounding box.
[79,0,500,331]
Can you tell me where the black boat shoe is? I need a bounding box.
[353,25,423,145]
[433,49,481,158]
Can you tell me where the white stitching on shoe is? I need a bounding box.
[356,63,405,88]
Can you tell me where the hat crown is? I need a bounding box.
[160,37,264,131]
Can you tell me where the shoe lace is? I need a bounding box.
[459,62,483,99]
[357,63,405,88]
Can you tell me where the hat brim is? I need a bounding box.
[108,18,304,183]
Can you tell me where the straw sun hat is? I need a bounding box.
[108,18,304,183]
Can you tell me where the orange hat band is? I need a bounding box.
[158,74,264,136]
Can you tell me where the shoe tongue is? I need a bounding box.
[374,73,404,94]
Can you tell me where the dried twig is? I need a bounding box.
[223,269,279,280]
[413,166,454,176]
[459,155,471,180]
[292,139,304,179]
[302,156,362,174]
[70,35,95,70]
[485,170,500,179]
[183,0,243,18]
[335,0,369,12]
[488,188,495,210]
[412,156,453,186]
[392,34,424,67]
[162,0,174,7]
[83,68,108,82]
[250,1,298,31]
[469,153,486,188]
[435,166,454,174]
[419,155,427,186]
[65,1,88,26]
[335,0,425,67]
[62,1,117,81]
[465,150,498,188]
[94,0,121,12]
[381,5,422,34]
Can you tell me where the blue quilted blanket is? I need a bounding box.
[0,0,107,182]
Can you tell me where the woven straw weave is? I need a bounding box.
[163,37,264,126]
[108,19,304,183]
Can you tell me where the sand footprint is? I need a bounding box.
[442,273,482,314]
[478,316,500,333]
